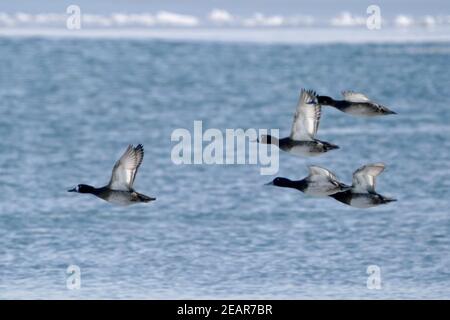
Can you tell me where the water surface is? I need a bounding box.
[0,38,449,299]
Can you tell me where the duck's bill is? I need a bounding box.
[67,188,77,192]
[265,181,274,186]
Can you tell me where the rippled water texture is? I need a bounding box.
[0,38,449,299]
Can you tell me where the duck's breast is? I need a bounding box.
[349,193,378,208]
[285,141,324,157]
[344,103,380,117]
[103,191,134,206]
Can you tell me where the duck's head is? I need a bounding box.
[258,134,278,145]
[68,184,95,193]
[265,177,292,188]
[317,95,335,106]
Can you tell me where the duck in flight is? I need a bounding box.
[259,89,339,157]
[266,165,350,197]
[318,91,396,117]
[329,163,396,208]
[68,144,156,205]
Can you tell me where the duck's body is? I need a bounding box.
[105,189,154,205]
[329,163,396,208]
[73,185,154,206]
[327,100,385,117]
[267,166,350,197]
[68,144,156,206]
[278,137,338,157]
[330,190,396,208]
[260,89,339,157]
[318,91,396,117]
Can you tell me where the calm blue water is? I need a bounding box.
[1,37,450,299]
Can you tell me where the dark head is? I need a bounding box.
[266,177,291,187]
[317,95,336,106]
[265,177,307,191]
[68,184,96,194]
[257,134,279,145]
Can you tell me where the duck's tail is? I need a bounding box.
[319,140,339,151]
[381,196,397,204]
[136,193,156,203]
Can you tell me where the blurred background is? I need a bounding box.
[0,1,450,299]
[1,0,450,42]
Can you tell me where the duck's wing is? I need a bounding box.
[352,163,385,193]
[308,165,338,181]
[342,91,371,102]
[290,89,321,141]
[108,144,144,191]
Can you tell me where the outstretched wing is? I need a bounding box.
[108,144,144,191]
[352,163,385,193]
[342,91,370,103]
[290,89,321,141]
[308,165,338,181]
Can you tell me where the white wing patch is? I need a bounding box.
[108,144,144,191]
[342,91,370,103]
[352,163,385,193]
[290,89,321,141]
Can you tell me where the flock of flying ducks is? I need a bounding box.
[262,89,397,208]
[69,89,397,209]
